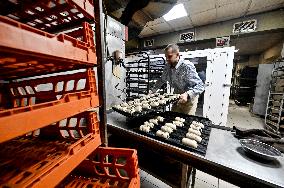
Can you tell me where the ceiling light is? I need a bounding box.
[163,3,187,21]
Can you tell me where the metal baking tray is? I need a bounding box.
[128,111,212,156]
[240,139,282,160]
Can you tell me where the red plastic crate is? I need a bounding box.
[0,111,101,188]
[0,16,97,79]
[59,147,140,188]
[0,69,99,143]
[2,0,94,32]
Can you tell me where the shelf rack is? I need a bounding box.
[265,58,284,133]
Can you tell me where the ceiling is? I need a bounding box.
[106,0,284,39]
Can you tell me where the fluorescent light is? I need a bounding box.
[163,3,187,21]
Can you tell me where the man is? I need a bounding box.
[150,44,205,115]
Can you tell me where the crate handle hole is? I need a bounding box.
[76,79,86,90]
[79,118,87,127]
[116,156,127,165]
[59,119,67,127]
[118,168,129,178]
[66,80,75,91]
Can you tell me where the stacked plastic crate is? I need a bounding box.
[0,1,139,187]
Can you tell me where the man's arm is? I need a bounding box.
[151,65,169,92]
[184,63,205,99]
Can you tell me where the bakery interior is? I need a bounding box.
[0,0,284,187]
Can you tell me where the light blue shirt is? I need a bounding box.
[152,59,205,99]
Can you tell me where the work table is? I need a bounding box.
[107,111,284,188]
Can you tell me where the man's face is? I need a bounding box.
[165,48,179,67]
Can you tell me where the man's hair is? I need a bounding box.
[164,44,180,53]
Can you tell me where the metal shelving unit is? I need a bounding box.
[125,52,167,101]
[233,66,258,105]
[265,58,284,133]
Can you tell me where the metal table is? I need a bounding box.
[107,112,284,188]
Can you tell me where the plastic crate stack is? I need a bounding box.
[125,52,167,101]
[0,1,139,187]
[265,58,284,133]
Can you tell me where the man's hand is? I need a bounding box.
[178,92,188,103]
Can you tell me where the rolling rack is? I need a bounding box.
[265,58,284,134]
[233,66,258,105]
[125,52,150,101]
[0,0,139,187]
[125,52,167,101]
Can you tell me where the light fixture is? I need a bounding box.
[163,3,188,21]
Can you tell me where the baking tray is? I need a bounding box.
[128,111,212,156]
[240,139,282,160]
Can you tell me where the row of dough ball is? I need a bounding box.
[182,121,204,148]
[114,93,180,114]
[139,116,164,132]
[155,116,186,138]
[141,116,186,138]
[129,93,179,105]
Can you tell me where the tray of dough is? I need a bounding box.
[112,93,180,117]
[129,111,212,156]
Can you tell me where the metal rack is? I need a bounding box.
[265,58,284,133]
[125,52,167,101]
[233,66,258,105]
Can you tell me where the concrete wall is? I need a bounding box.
[248,55,260,67]
[140,9,284,49]
[259,40,284,64]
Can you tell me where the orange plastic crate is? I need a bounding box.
[59,147,140,188]
[0,111,101,188]
[0,16,96,79]
[2,0,94,32]
[39,111,100,140]
[0,69,99,143]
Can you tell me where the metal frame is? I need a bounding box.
[94,0,107,145]
[265,58,284,133]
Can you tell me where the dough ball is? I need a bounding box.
[186,133,202,143]
[161,126,173,133]
[188,128,201,136]
[165,123,176,130]
[150,102,159,107]
[156,116,164,122]
[149,119,159,125]
[182,138,198,148]
[190,123,202,132]
[140,125,150,132]
[156,130,170,139]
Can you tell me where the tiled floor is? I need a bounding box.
[140,101,266,188]
[140,169,171,188]
[226,100,266,129]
